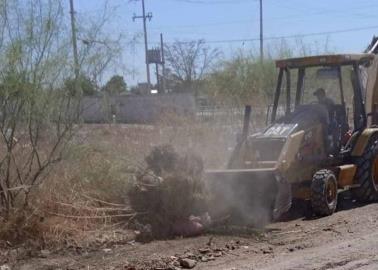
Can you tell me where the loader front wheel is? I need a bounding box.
[352,138,378,202]
[311,169,338,216]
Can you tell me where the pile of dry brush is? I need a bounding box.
[128,145,208,239]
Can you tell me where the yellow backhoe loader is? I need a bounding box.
[206,38,378,223]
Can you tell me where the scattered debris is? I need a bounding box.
[207,237,213,246]
[179,258,197,269]
[172,218,204,237]
[198,248,211,254]
[40,249,51,258]
[261,247,273,254]
[129,145,209,239]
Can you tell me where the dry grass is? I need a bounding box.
[0,118,244,248]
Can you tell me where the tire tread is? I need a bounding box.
[353,138,378,202]
[311,169,337,216]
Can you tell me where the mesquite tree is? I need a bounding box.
[164,39,221,92]
[0,0,122,216]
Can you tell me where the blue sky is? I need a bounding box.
[73,0,378,86]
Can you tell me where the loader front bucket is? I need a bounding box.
[205,169,292,226]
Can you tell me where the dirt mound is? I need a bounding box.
[128,145,208,239]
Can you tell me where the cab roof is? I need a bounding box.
[276,53,375,69]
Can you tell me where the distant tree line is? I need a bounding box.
[66,74,128,96]
[159,38,332,106]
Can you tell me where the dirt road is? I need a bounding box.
[7,201,378,270]
[201,203,378,270]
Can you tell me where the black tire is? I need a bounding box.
[311,169,338,216]
[352,138,378,202]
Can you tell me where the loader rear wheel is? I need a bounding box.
[311,169,338,216]
[352,138,378,202]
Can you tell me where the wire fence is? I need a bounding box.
[195,105,271,131]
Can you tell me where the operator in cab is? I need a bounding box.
[313,87,335,112]
[314,87,338,153]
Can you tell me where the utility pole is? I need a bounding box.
[160,33,166,93]
[133,0,152,87]
[155,63,159,91]
[259,0,264,62]
[69,0,79,81]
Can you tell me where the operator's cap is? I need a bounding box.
[313,88,326,96]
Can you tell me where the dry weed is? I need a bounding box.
[129,145,207,239]
[0,119,241,247]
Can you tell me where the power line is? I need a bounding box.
[146,25,378,45]
[170,0,251,4]
[270,1,378,22]
[143,3,378,31]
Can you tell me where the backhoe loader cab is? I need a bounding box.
[271,54,373,154]
[207,53,378,223]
